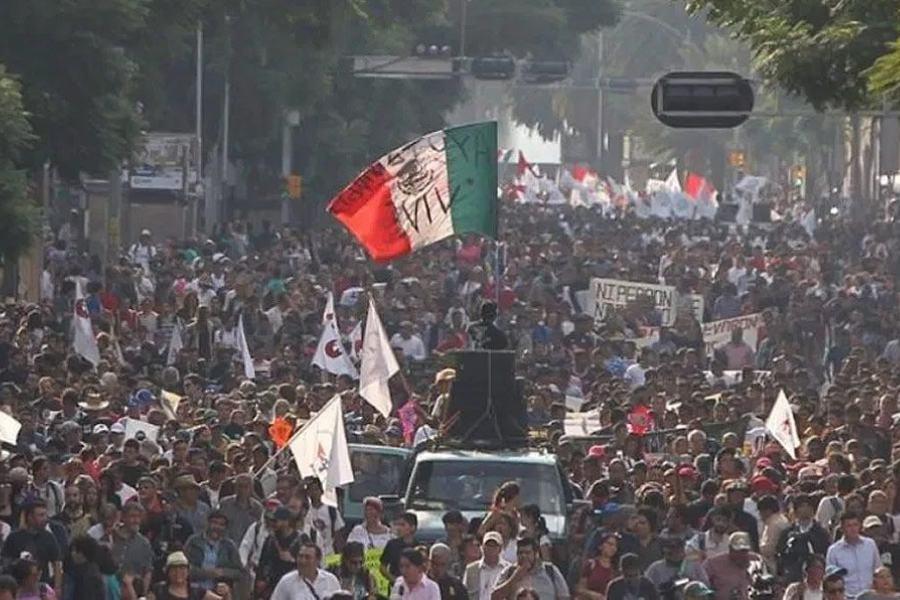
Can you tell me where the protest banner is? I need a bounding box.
[701,313,764,356]
[588,278,705,327]
[564,409,602,436]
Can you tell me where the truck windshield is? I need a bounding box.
[348,450,407,502]
[407,460,564,514]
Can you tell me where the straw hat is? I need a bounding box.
[79,392,109,412]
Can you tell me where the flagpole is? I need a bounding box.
[253,393,341,479]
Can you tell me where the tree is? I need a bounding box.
[0,65,38,264]
[0,0,148,178]
[684,0,898,110]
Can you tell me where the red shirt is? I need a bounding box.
[582,559,616,593]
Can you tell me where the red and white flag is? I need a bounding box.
[347,321,363,363]
[328,122,497,262]
[665,167,682,193]
[312,293,358,378]
[684,172,716,203]
[765,389,800,459]
[73,281,100,366]
[288,395,354,506]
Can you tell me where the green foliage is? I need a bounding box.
[0,0,149,178]
[684,0,898,110]
[868,39,900,98]
[0,64,38,263]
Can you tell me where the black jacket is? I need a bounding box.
[775,521,831,583]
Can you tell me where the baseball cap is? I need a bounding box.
[750,475,777,494]
[165,552,189,569]
[728,531,752,551]
[825,565,847,580]
[110,422,125,434]
[92,424,109,435]
[863,515,883,529]
[483,532,503,546]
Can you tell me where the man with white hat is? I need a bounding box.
[702,532,762,600]
[464,531,510,600]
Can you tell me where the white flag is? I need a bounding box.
[73,281,100,366]
[765,389,800,459]
[322,292,337,325]
[359,296,399,418]
[313,294,358,378]
[348,321,363,363]
[166,322,183,366]
[160,390,182,421]
[236,314,255,379]
[665,167,682,193]
[288,394,354,506]
[0,409,21,445]
[564,409,602,437]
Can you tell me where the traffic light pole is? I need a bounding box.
[281,112,295,226]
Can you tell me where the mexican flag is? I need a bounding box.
[328,122,498,261]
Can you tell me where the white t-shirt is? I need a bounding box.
[623,363,646,389]
[346,524,393,550]
[266,306,285,333]
[390,574,441,600]
[305,503,345,556]
[270,569,340,600]
[390,333,426,361]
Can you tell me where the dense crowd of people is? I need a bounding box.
[0,190,897,600]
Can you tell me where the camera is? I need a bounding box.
[748,561,776,600]
[659,577,690,600]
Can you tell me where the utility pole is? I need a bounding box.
[222,14,231,212]
[281,110,300,226]
[595,32,605,172]
[459,0,468,57]
[194,22,203,234]
[195,23,203,180]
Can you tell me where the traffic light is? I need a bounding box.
[728,150,746,169]
[790,165,806,188]
[286,174,302,199]
[651,71,754,129]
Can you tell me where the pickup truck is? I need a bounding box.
[382,446,578,561]
[342,443,412,528]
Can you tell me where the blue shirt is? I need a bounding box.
[826,536,880,597]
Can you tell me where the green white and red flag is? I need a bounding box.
[328,121,498,261]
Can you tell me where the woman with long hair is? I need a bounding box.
[576,531,620,600]
[328,542,376,600]
[492,481,521,514]
[147,552,225,600]
[519,504,552,562]
[478,481,521,539]
[75,475,102,524]
[64,535,105,600]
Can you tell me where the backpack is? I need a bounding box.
[828,497,843,533]
[328,505,338,539]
